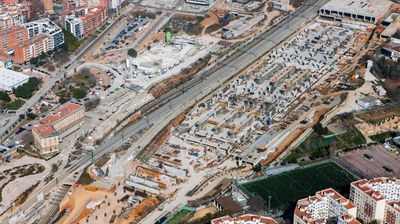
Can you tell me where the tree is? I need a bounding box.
[13,77,39,98]
[253,164,262,172]
[62,29,80,52]
[0,91,11,102]
[47,63,55,72]
[21,131,34,146]
[84,97,101,111]
[127,48,137,58]
[313,122,328,135]
[30,57,39,65]
[147,45,151,51]
[26,113,37,120]
[72,89,87,99]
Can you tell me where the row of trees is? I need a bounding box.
[62,29,81,52]
[0,91,11,102]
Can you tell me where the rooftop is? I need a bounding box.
[211,214,277,224]
[294,188,356,223]
[0,68,30,90]
[338,214,362,224]
[22,18,62,34]
[351,177,400,201]
[320,0,392,18]
[387,201,400,212]
[215,196,243,214]
[18,34,49,48]
[34,103,82,137]
[0,26,26,36]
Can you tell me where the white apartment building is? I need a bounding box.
[350,178,400,224]
[65,15,84,39]
[294,188,359,224]
[22,18,64,50]
[338,214,362,224]
[110,0,124,10]
[211,214,277,224]
[384,202,400,224]
[0,14,25,30]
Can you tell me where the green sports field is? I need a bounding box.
[240,162,357,209]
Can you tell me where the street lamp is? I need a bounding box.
[268,195,272,215]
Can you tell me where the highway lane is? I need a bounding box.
[7,0,329,222]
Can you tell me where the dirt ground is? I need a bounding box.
[200,12,219,36]
[261,107,331,166]
[59,187,112,224]
[117,196,161,224]
[90,68,112,86]
[188,206,218,222]
[141,32,165,50]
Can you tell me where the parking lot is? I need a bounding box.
[338,144,400,179]
[103,16,151,51]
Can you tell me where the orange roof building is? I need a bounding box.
[350,178,400,224]
[211,214,277,224]
[0,26,29,53]
[294,188,359,224]
[13,34,51,63]
[33,102,84,154]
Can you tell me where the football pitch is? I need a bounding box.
[240,162,357,209]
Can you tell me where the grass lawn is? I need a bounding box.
[166,209,195,224]
[69,72,96,88]
[369,131,396,142]
[7,99,25,110]
[240,162,357,209]
[296,127,365,153]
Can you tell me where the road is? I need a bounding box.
[0,12,127,143]
[5,0,328,223]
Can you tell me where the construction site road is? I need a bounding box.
[7,0,329,223]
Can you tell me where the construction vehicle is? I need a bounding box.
[84,185,100,191]
[256,146,266,152]
[207,119,219,125]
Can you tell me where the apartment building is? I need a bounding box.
[0,13,25,31]
[0,2,35,31]
[64,7,107,39]
[350,178,400,224]
[0,18,64,63]
[65,16,84,39]
[13,34,51,63]
[384,202,400,224]
[211,214,277,224]
[43,0,53,13]
[0,26,29,53]
[33,103,84,154]
[110,0,124,10]
[338,214,362,224]
[294,188,359,224]
[22,18,64,49]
